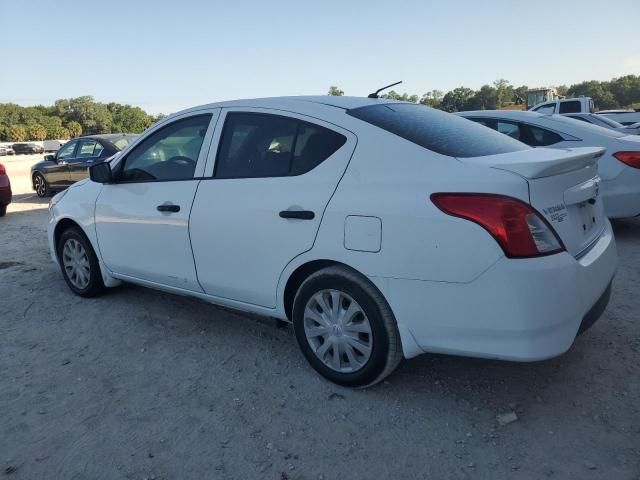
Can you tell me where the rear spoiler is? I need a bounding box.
[458,147,605,179]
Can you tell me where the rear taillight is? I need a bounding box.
[613,151,640,169]
[0,163,5,175]
[431,193,565,258]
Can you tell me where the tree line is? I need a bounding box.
[0,96,164,142]
[328,74,640,112]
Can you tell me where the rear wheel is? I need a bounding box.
[33,172,49,197]
[292,266,403,388]
[57,227,105,297]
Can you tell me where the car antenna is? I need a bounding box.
[368,81,403,99]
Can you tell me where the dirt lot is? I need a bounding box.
[1,155,639,479]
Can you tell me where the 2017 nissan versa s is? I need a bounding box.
[48,96,617,387]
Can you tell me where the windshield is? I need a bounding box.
[594,115,624,128]
[545,115,625,138]
[347,103,529,158]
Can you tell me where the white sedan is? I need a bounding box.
[48,97,617,387]
[457,110,640,219]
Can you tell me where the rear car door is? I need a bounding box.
[94,110,219,291]
[189,108,356,308]
[68,139,105,182]
[46,140,78,187]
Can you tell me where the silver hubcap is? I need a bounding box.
[303,289,373,373]
[62,238,91,290]
[34,175,46,196]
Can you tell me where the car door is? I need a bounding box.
[189,108,356,308]
[94,110,219,291]
[68,139,105,183]
[45,140,78,187]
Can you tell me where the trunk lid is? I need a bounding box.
[460,147,606,257]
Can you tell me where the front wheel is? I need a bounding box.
[0,205,6,217]
[292,266,403,388]
[33,172,49,197]
[57,227,105,297]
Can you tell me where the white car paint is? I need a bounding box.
[48,96,617,382]
[457,110,640,218]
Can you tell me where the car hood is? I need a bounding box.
[69,178,90,189]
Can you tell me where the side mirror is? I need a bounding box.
[89,162,113,183]
[45,154,55,161]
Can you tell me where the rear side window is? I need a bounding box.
[559,101,581,114]
[215,112,347,178]
[347,103,528,158]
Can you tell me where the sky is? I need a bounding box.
[1,0,639,115]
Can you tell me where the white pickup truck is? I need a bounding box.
[531,97,640,125]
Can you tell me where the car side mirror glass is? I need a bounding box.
[89,162,113,184]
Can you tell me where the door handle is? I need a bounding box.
[279,210,315,220]
[157,204,181,213]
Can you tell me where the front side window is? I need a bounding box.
[120,114,212,182]
[496,121,522,141]
[533,103,556,114]
[559,101,581,114]
[524,125,563,146]
[215,112,347,178]
[57,141,77,160]
[348,104,528,158]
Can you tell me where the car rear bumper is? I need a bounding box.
[0,183,11,205]
[371,220,617,361]
[602,167,640,218]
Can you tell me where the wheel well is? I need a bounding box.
[283,260,340,321]
[53,218,83,259]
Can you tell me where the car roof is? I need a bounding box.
[456,110,546,120]
[76,133,138,141]
[172,95,403,116]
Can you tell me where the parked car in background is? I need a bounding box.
[563,112,640,134]
[0,146,9,156]
[530,97,595,114]
[0,162,11,217]
[3,145,15,155]
[48,96,616,387]
[31,134,137,197]
[596,109,640,126]
[457,110,640,218]
[13,143,44,154]
[43,139,67,153]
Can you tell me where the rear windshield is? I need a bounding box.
[545,115,625,138]
[347,103,529,158]
[113,135,137,150]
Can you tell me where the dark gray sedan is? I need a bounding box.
[30,134,137,197]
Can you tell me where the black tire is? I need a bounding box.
[33,172,49,197]
[292,265,403,388]
[57,227,105,297]
[0,204,6,217]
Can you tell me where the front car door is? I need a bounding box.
[189,108,356,308]
[45,140,78,188]
[94,110,219,291]
[68,139,105,182]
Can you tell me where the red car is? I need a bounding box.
[0,162,11,216]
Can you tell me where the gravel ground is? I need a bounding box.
[1,155,639,479]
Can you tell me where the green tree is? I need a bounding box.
[381,90,419,103]
[328,86,344,96]
[440,87,475,112]
[567,80,618,109]
[419,90,444,108]
[493,79,510,108]
[7,124,27,142]
[609,75,640,107]
[66,121,82,138]
[55,96,113,134]
[27,124,47,141]
[107,103,155,133]
[466,85,498,110]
